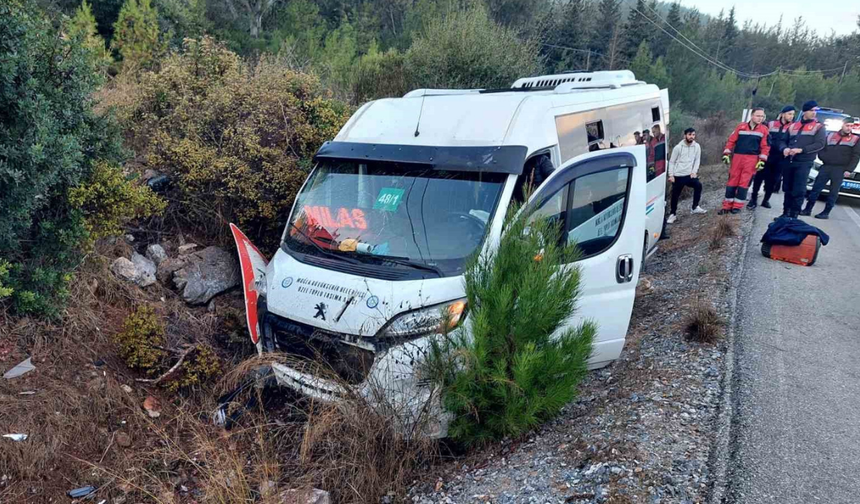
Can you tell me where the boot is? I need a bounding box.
[799,202,813,216]
[747,195,758,209]
[760,198,772,209]
[814,211,830,220]
[730,208,741,214]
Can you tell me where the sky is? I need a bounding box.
[679,0,860,37]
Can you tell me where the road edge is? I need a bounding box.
[706,210,756,504]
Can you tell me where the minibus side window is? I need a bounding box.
[567,167,630,257]
[527,185,568,230]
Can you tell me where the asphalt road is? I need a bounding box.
[726,194,860,504]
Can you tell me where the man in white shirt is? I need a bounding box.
[667,128,707,224]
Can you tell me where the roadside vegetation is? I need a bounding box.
[429,203,595,445]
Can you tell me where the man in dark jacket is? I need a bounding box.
[749,105,795,209]
[801,118,860,219]
[778,101,826,219]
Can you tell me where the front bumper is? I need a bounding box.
[258,299,452,438]
[806,168,860,200]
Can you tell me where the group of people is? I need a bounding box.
[635,124,667,178]
[665,100,860,225]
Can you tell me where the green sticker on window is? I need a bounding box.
[373,187,405,212]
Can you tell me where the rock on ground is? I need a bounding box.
[131,252,156,287]
[156,257,188,285]
[173,246,239,305]
[111,254,156,287]
[145,244,169,266]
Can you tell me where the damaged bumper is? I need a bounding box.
[259,299,452,438]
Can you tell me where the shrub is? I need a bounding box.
[163,344,222,392]
[118,37,350,251]
[0,260,13,299]
[115,305,167,374]
[685,298,723,343]
[111,0,166,71]
[407,5,542,90]
[709,214,737,250]
[351,45,411,104]
[0,0,126,316]
[68,161,167,245]
[429,202,595,445]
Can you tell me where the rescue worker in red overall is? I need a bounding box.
[748,105,795,209]
[719,107,770,214]
[801,118,860,219]
[778,100,826,219]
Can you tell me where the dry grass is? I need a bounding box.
[709,215,737,250]
[684,298,724,343]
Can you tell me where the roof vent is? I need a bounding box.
[511,70,641,92]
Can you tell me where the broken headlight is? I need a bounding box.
[378,299,467,341]
[254,271,267,298]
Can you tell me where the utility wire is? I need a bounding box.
[637,1,851,78]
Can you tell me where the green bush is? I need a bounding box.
[429,202,595,445]
[0,0,127,316]
[117,37,350,251]
[115,305,167,374]
[68,160,167,245]
[407,5,542,90]
[66,0,113,76]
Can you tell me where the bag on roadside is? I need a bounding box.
[760,217,828,267]
[761,235,821,266]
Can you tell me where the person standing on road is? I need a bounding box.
[667,128,707,223]
[719,108,770,214]
[801,118,860,219]
[748,105,795,209]
[779,101,826,219]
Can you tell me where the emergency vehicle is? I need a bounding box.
[230,70,669,436]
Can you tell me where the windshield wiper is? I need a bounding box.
[376,256,444,277]
[286,222,361,265]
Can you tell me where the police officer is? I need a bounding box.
[778,101,826,219]
[748,105,795,209]
[801,118,860,219]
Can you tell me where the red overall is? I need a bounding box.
[722,122,770,210]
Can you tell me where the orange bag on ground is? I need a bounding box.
[761,234,821,266]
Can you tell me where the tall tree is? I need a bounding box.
[624,0,652,60]
[66,0,113,74]
[548,0,589,72]
[653,1,681,58]
[223,0,284,38]
[590,0,622,68]
[111,0,165,70]
[720,6,738,62]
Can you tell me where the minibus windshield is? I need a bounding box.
[282,159,508,277]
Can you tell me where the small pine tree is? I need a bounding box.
[428,200,596,445]
[67,0,113,74]
[111,0,164,71]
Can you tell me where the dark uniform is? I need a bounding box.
[778,116,826,219]
[802,129,860,218]
[749,117,793,208]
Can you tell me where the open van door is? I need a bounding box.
[526,146,646,368]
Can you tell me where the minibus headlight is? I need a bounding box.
[378,299,467,341]
[254,273,267,298]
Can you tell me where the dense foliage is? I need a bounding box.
[0,0,160,316]
[118,37,350,250]
[429,205,595,444]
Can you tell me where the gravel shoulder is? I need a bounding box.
[410,170,756,504]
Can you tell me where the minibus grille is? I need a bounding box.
[263,313,375,386]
